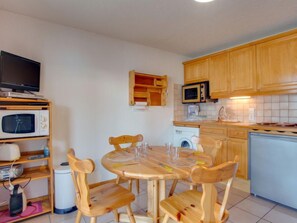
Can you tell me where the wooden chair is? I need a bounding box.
[160,159,239,223]
[109,134,143,193]
[169,135,223,197]
[67,149,136,223]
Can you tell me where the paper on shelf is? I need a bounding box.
[135,102,147,106]
[133,101,148,110]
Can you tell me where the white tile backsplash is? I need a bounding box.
[173,85,297,123]
[289,102,297,109]
[280,102,289,109]
[280,95,289,102]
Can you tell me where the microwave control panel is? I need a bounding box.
[200,82,209,102]
[39,110,49,135]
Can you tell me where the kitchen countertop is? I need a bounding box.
[173,120,297,135]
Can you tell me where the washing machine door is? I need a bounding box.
[178,137,194,149]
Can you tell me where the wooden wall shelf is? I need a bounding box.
[129,70,168,106]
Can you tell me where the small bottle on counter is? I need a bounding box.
[44,146,50,157]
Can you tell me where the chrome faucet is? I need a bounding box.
[217,106,226,122]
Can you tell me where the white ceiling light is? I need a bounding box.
[194,0,215,3]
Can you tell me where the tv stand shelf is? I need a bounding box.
[0,97,53,222]
[0,197,51,223]
[1,167,51,187]
[0,105,49,110]
[0,136,49,143]
[0,150,49,166]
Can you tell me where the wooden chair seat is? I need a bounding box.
[160,159,238,223]
[160,190,229,223]
[81,182,135,217]
[67,149,136,223]
[169,136,223,197]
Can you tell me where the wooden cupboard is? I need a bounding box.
[209,52,230,98]
[184,58,209,84]
[129,70,167,106]
[229,45,257,95]
[200,125,248,179]
[0,98,53,221]
[200,125,228,166]
[257,32,297,94]
[227,128,248,179]
[183,28,297,98]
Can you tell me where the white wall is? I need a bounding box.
[0,10,187,182]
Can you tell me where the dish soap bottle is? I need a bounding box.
[44,145,50,157]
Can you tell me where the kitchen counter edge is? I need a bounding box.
[173,120,297,134]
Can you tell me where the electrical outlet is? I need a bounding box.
[249,108,256,122]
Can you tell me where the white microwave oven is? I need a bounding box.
[0,110,49,139]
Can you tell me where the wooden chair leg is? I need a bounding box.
[116,176,121,184]
[168,179,178,197]
[90,217,96,223]
[113,209,119,222]
[136,179,140,194]
[190,184,198,190]
[75,210,82,223]
[126,204,136,223]
[162,214,170,223]
[128,179,133,191]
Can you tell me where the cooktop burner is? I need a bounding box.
[256,122,297,127]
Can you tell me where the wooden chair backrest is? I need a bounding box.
[190,157,239,223]
[197,135,223,163]
[67,148,95,212]
[109,134,143,151]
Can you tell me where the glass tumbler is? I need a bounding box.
[135,146,141,160]
[170,146,179,162]
[142,142,149,156]
[165,142,172,154]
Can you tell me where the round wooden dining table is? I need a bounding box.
[101,146,212,223]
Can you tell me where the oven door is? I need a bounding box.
[182,84,200,103]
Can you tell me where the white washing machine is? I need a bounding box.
[173,126,199,150]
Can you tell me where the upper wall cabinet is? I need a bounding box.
[257,33,297,93]
[184,58,209,84]
[183,29,297,98]
[229,45,257,95]
[129,70,167,106]
[209,52,230,98]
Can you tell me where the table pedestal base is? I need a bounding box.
[119,179,166,223]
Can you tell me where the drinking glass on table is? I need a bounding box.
[170,146,179,162]
[135,145,141,160]
[142,142,149,156]
[165,142,172,154]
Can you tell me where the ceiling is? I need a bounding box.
[1,0,297,58]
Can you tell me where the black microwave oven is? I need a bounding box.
[182,81,210,103]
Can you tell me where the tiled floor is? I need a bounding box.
[22,180,297,223]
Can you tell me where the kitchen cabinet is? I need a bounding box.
[227,128,248,179]
[209,52,230,98]
[129,70,167,106]
[0,98,53,220]
[257,32,297,93]
[229,45,257,95]
[183,29,297,98]
[183,58,209,84]
[200,125,248,179]
[227,139,247,179]
[200,125,228,165]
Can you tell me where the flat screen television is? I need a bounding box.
[0,51,40,92]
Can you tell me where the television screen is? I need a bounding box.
[0,51,40,92]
